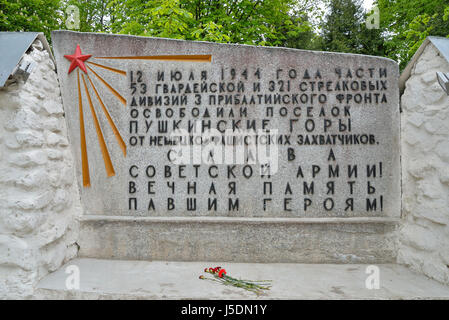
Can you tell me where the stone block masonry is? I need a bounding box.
[0,38,82,299]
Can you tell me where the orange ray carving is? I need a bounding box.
[95,54,212,62]
[86,65,127,106]
[87,61,126,76]
[81,73,115,177]
[77,69,91,187]
[87,74,127,157]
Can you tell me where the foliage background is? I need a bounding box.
[1,0,448,70]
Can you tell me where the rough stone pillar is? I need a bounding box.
[0,38,82,299]
[399,41,449,285]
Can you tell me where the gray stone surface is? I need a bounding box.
[399,40,449,285]
[52,31,400,219]
[0,37,81,299]
[35,258,449,299]
[78,215,398,263]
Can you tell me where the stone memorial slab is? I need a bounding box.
[51,31,400,262]
[52,31,400,219]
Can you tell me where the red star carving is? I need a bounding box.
[64,44,92,74]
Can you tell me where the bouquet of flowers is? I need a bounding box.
[199,266,272,295]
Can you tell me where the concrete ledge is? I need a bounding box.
[35,258,449,299]
[79,215,398,263]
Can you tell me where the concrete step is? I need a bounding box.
[78,215,398,263]
[35,258,449,299]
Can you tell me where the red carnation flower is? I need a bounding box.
[218,269,226,278]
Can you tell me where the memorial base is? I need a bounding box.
[78,215,398,263]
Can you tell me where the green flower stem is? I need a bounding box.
[201,271,272,295]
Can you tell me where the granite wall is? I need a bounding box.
[0,39,82,299]
[399,42,449,285]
